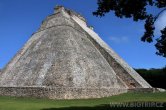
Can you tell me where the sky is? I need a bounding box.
[0,0,165,69]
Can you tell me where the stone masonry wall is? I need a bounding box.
[0,87,156,99]
[0,87,128,99]
[71,15,152,88]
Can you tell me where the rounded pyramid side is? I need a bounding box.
[0,7,127,90]
[71,12,152,89]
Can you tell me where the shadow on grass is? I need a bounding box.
[41,102,166,110]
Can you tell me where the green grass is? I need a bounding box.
[0,92,166,110]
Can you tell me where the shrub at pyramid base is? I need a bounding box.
[0,6,153,99]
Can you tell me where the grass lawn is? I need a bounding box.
[0,92,166,110]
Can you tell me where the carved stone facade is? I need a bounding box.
[0,6,152,99]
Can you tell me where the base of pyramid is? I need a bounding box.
[0,87,157,99]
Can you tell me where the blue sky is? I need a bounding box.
[0,0,165,69]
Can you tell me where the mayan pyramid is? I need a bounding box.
[0,6,153,99]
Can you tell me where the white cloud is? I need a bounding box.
[155,11,166,35]
[109,36,129,43]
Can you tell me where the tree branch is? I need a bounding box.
[154,8,166,22]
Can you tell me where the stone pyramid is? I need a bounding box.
[0,6,153,99]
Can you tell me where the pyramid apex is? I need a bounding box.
[54,5,65,13]
[54,5,86,23]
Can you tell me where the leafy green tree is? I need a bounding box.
[136,67,166,89]
[163,65,166,72]
[93,0,166,57]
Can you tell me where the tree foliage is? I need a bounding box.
[93,0,166,57]
[136,66,166,89]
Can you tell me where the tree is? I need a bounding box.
[93,0,166,57]
[163,65,166,72]
[135,68,166,89]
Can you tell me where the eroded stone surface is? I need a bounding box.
[0,6,152,99]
